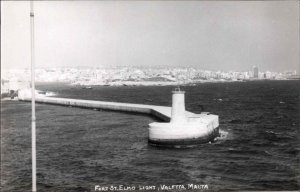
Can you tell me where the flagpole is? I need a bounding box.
[30,0,37,191]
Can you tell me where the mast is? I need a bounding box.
[30,1,37,191]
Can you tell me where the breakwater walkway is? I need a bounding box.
[20,96,195,122]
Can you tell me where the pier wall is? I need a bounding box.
[150,109,170,122]
[20,96,172,122]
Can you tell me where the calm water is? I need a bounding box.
[1,80,300,192]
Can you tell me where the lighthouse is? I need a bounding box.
[148,88,219,148]
[171,88,187,123]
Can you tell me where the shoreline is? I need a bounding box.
[38,78,298,87]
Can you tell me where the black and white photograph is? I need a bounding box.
[1,1,299,192]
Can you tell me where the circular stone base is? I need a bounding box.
[148,127,219,148]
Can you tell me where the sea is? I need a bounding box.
[1,80,300,192]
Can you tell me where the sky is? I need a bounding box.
[1,1,299,72]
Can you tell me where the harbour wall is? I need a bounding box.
[19,96,174,122]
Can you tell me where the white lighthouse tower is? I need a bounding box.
[171,88,187,123]
[148,88,219,148]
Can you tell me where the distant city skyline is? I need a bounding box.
[1,1,299,73]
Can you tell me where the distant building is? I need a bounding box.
[1,79,29,95]
[253,66,259,78]
[1,79,9,94]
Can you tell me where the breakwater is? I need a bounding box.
[19,96,195,122]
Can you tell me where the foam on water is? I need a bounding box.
[45,91,56,97]
[215,129,229,141]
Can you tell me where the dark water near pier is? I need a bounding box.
[1,80,300,191]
